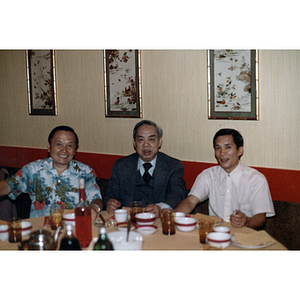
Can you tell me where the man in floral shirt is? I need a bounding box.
[0,126,103,219]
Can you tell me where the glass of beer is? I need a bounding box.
[8,218,22,243]
[129,201,143,223]
[50,201,64,230]
[198,217,214,244]
[162,210,176,235]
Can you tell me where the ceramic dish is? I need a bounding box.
[207,232,231,249]
[114,222,135,231]
[21,221,33,236]
[135,213,156,225]
[175,217,197,232]
[231,235,272,249]
[63,213,75,227]
[136,225,158,235]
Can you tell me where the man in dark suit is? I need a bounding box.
[103,120,186,218]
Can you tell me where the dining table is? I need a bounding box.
[0,209,287,250]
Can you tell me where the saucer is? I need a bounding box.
[114,222,135,231]
[136,225,158,235]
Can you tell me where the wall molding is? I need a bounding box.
[0,146,299,203]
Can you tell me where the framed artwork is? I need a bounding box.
[104,49,142,117]
[26,50,57,115]
[208,49,258,120]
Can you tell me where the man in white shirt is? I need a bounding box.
[174,128,275,229]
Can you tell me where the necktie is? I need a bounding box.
[143,163,152,184]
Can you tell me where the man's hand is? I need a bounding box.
[106,198,121,214]
[230,211,266,229]
[144,204,161,219]
[230,210,247,228]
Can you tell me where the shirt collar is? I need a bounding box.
[218,161,243,187]
[137,156,157,175]
[45,157,77,175]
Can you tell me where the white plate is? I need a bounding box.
[196,218,223,228]
[136,225,158,235]
[231,235,272,249]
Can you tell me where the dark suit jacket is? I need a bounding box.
[103,152,186,209]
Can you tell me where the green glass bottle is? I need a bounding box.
[93,227,114,250]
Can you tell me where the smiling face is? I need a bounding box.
[47,130,77,174]
[214,135,243,173]
[133,124,162,163]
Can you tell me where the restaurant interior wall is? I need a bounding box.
[0,49,300,202]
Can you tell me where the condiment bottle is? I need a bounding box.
[93,227,114,250]
[59,224,81,250]
[75,178,92,248]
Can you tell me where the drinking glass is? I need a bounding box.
[8,218,22,243]
[161,210,176,235]
[50,201,64,230]
[129,201,143,222]
[198,217,214,244]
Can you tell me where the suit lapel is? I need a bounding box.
[152,153,167,193]
[123,153,139,202]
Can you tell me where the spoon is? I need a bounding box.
[126,217,131,242]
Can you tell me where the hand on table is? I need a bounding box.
[230,210,247,228]
[106,199,121,214]
[144,204,161,219]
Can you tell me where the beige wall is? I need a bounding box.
[0,49,299,170]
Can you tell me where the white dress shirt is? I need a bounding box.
[189,162,275,222]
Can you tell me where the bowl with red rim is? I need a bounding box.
[114,209,128,222]
[63,213,75,227]
[135,213,156,225]
[0,224,8,241]
[213,226,230,234]
[136,225,158,235]
[21,221,33,236]
[174,212,185,221]
[207,232,231,249]
[175,217,197,232]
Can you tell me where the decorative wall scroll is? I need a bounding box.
[26,50,57,115]
[208,49,258,120]
[104,50,142,118]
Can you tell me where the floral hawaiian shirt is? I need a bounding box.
[6,158,102,218]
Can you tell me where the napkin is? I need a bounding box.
[234,231,275,246]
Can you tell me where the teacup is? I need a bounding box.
[114,209,128,222]
[0,224,8,241]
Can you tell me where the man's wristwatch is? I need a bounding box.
[91,202,101,213]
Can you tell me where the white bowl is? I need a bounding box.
[21,221,32,236]
[63,213,75,227]
[136,225,158,235]
[213,226,230,234]
[0,224,8,241]
[135,213,155,225]
[175,217,197,232]
[207,232,231,249]
[114,209,128,222]
[174,212,185,221]
[107,231,143,250]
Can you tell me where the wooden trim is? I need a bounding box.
[0,146,299,203]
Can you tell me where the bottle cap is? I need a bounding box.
[66,224,73,231]
[100,227,106,234]
[79,178,85,188]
